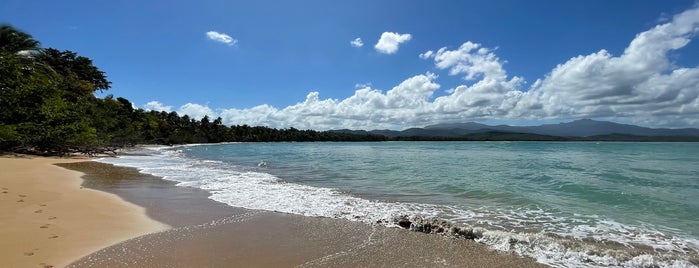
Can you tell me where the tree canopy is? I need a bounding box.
[0,24,40,54]
[0,24,385,155]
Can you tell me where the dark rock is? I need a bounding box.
[395,216,412,229]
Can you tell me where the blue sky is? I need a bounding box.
[2,0,699,129]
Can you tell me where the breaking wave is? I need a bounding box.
[98,146,699,267]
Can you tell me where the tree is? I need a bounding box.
[2,26,390,154]
[36,48,111,100]
[0,42,59,151]
[0,24,40,54]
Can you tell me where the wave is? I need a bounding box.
[97,146,699,268]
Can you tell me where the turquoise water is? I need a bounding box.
[100,142,699,267]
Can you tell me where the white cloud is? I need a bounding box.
[425,42,516,82]
[178,103,216,120]
[350,37,364,47]
[355,82,372,89]
[206,31,237,46]
[17,50,34,56]
[374,32,412,54]
[215,73,440,130]
[419,50,434,59]
[515,5,699,123]
[148,6,699,129]
[144,101,172,112]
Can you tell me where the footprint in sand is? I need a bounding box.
[1,190,7,194]
[17,199,24,202]
[40,263,54,268]
[24,252,34,256]
[40,204,47,207]
[19,194,26,198]
[48,234,58,239]
[39,224,50,229]
[34,209,43,213]
[48,216,56,220]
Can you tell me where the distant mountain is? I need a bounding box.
[332,119,699,139]
[425,119,699,137]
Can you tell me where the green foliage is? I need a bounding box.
[36,48,111,100]
[1,25,390,154]
[5,25,695,154]
[0,24,40,54]
[0,124,20,146]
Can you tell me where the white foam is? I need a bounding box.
[97,146,699,268]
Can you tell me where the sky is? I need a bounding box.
[2,0,699,130]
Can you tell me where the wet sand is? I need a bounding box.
[62,161,546,267]
[0,157,168,268]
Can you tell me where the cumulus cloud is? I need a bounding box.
[217,73,440,129]
[418,50,434,59]
[145,101,216,120]
[206,31,237,45]
[149,6,699,129]
[144,101,172,112]
[374,32,412,54]
[422,42,518,82]
[178,103,216,120]
[350,37,364,47]
[515,5,699,124]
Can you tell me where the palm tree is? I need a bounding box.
[0,24,41,54]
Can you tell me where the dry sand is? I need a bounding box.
[0,155,547,267]
[0,156,169,268]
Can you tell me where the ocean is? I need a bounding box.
[98,142,699,267]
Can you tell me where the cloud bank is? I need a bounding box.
[151,7,699,129]
[206,31,237,46]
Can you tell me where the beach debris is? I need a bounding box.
[392,215,482,240]
[257,160,268,168]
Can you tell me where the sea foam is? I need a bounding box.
[98,146,699,268]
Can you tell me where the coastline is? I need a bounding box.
[0,156,169,268]
[59,159,546,267]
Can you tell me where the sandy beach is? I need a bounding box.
[0,156,169,268]
[1,155,545,267]
[60,161,546,267]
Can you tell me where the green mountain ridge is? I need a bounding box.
[331,120,699,141]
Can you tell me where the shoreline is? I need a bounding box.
[0,156,169,268]
[59,160,546,267]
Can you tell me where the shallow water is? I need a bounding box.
[99,142,699,267]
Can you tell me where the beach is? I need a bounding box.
[0,156,169,268]
[1,155,545,267]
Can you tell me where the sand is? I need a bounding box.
[61,161,547,268]
[0,155,547,267]
[0,156,169,268]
